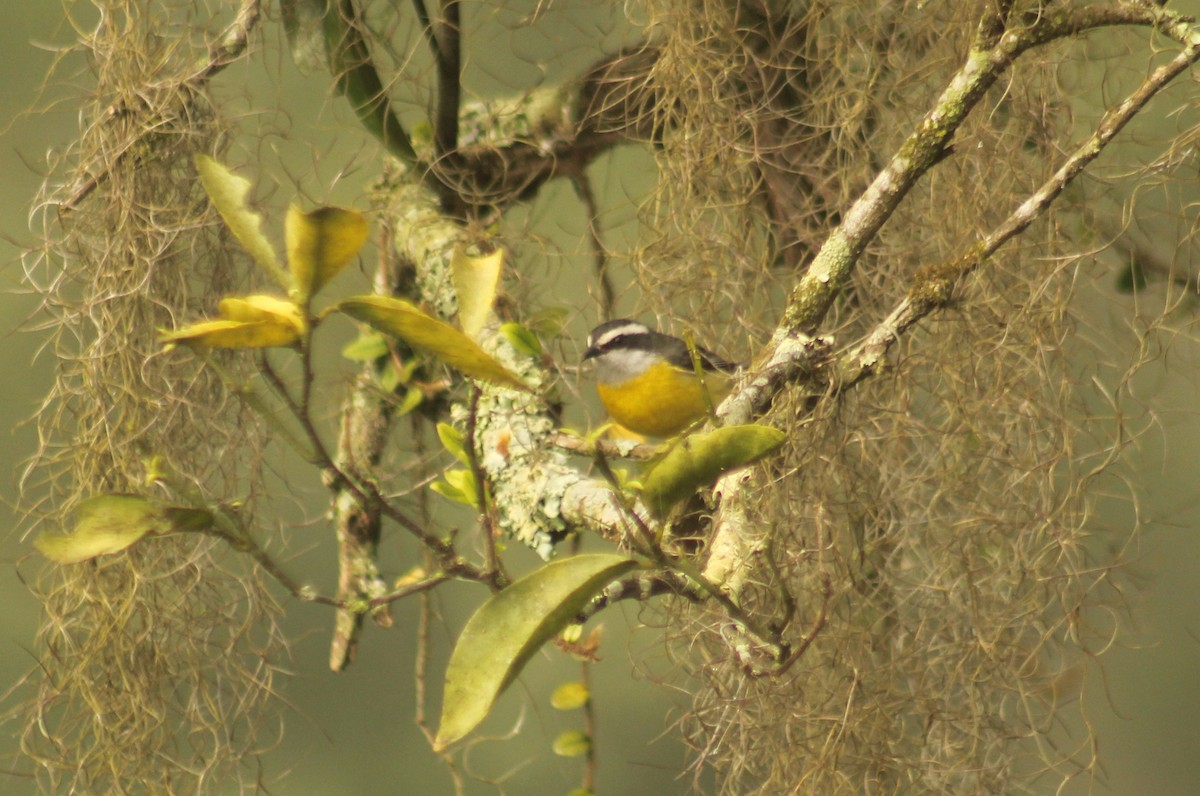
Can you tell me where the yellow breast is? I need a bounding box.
[596,360,729,438]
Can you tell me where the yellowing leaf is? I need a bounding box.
[641,424,786,518]
[434,554,639,750]
[194,155,289,290]
[160,294,305,349]
[550,681,590,710]
[552,730,591,758]
[218,294,305,328]
[286,204,370,302]
[451,245,504,340]
[159,320,299,349]
[34,495,214,565]
[337,295,530,392]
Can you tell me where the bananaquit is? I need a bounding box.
[582,319,737,438]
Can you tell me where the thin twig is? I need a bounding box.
[368,575,451,608]
[413,550,467,795]
[591,448,784,658]
[571,174,615,319]
[580,658,598,793]
[464,386,507,589]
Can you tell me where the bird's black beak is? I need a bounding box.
[582,344,600,361]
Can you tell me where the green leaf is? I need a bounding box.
[396,386,423,417]
[34,496,214,565]
[383,361,410,394]
[397,356,422,384]
[323,0,416,162]
[500,322,542,357]
[431,469,478,508]
[451,245,505,340]
[337,295,531,392]
[286,204,369,303]
[437,422,469,465]
[194,155,289,289]
[552,730,591,758]
[447,469,480,508]
[641,424,786,518]
[550,681,590,710]
[434,554,639,750]
[341,331,391,362]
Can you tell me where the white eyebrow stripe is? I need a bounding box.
[591,321,650,348]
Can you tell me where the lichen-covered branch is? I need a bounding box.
[839,21,1200,388]
[328,370,397,671]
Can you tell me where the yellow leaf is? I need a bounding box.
[550,681,590,710]
[218,294,305,327]
[434,555,639,750]
[337,295,531,392]
[451,245,504,340]
[161,294,305,349]
[194,155,289,289]
[286,204,370,302]
[159,319,296,349]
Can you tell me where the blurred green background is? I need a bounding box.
[2,4,1200,794]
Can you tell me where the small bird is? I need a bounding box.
[582,318,738,438]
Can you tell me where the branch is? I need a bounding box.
[843,23,1200,388]
[778,2,1193,337]
[433,0,462,160]
[328,368,396,671]
[706,4,1200,594]
[425,44,661,213]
